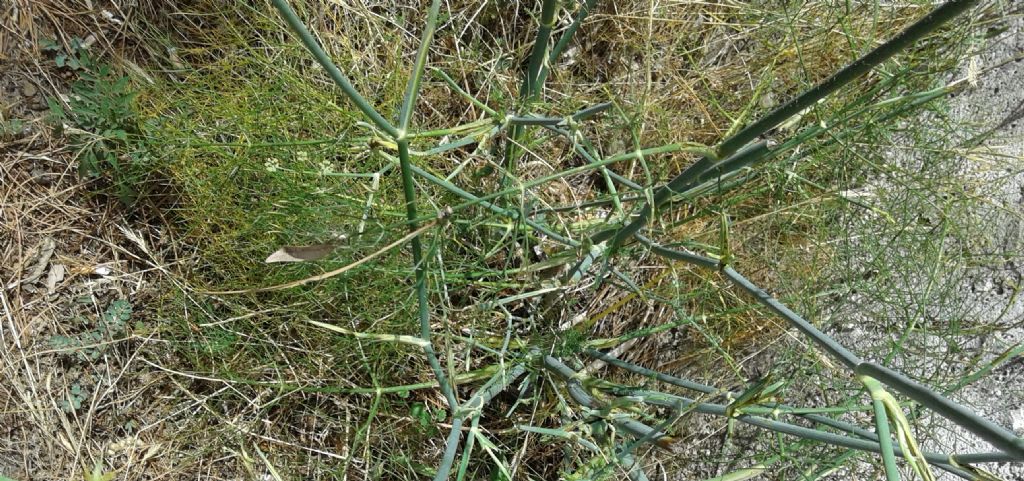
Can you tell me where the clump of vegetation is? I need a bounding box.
[44,37,152,205]
[127,0,1023,479]
[50,298,132,363]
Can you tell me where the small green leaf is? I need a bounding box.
[411,402,429,426]
[82,462,115,481]
[40,38,60,51]
[46,97,65,119]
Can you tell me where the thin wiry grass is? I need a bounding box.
[112,0,1024,479]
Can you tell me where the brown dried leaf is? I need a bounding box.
[265,243,338,263]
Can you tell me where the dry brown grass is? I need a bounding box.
[1,2,196,479]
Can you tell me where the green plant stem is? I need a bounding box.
[379,152,578,246]
[431,68,498,116]
[539,354,672,448]
[517,425,601,452]
[863,377,901,481]
[434,416,465,481]
[391,0,457,414]
[717,0,979,158]
[533,123,632,216]
[270,0,397,137]
[856,362,1024,459]
[446,364,527,480]
[543,0,600,86]
[584,348,717,394]
[570,101,612,121]
[455,415,479,481]
[723,266,862,369]
[507,116,564,126]
[509,102,612,126]
[457,364,527,417]
[625,237,864,368]
[399,0,443,132]
[543,124,643,189]
[445,143,688,221]
[504,0,561,192]
[589,348,890,446]
[397,141,457,411]
[340,392,381,478]
[598,140,771,249]
[600,0,977,256]
[523,0,559,103]
[635,234,719,269]
[614,388,977,480]
[621,244,1021,469]
[620,449,650,481]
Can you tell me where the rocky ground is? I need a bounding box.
[926,11,1024,480]
[831,10,1024,481]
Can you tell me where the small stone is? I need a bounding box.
[31,167,52,185]
[20,80,37,98]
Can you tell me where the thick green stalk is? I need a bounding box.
[614,388,978,480]
[953,451,1023,464]
[434,417,465,481]
[393,0,453,415]
[398,141,457,411]
[504,0,561,191]
[399,0,443,132]
[599,0,977,255]
[523,0,559,102]
[270,0,397,137]
[539,0,600,88]
[863,377,902,481]
[723,266,862,369]
[539,355,672,448]
[716,0,979,157]
[276,0,459,418]
[856,362,1024,459]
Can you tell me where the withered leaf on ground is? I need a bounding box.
[265,243,339,263]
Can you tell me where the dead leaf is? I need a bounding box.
[141,443,163,462]
[46,264,65,294]
[205,220,438,294]
[6,237,56,289]
[265,243,339,263]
